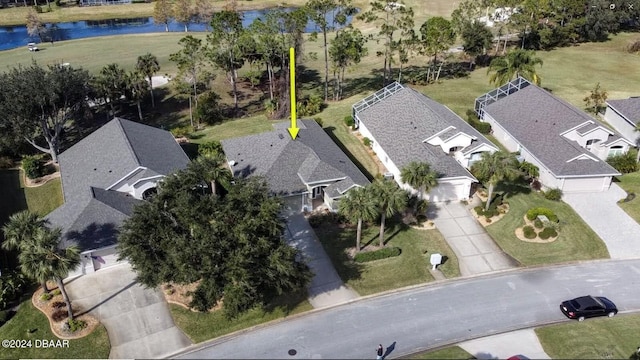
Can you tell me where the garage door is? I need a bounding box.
[90,246,120,271]
[562,177,608,193]
[427,182,468,202]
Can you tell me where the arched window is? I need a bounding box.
[142,187,158,200]
[608,145,624,157]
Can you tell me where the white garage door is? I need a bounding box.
[562,177,608,193]
[427,182,468,202]
[90,246,120,271]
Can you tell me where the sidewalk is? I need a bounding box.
[429,199,519,276]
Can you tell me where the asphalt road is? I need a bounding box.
[176,259,640,359]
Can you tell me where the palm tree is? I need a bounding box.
[370,179,408,247]
[470,151,521,211]
[136,53,161,108]
[126,70,149,121]
[400,161,438,214]
[189,156,233,196]
[487,49,543,86]
[19,227,80,321]
[2,211,50,293]
[338,186,377,252]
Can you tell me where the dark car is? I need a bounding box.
[560,295,617,321]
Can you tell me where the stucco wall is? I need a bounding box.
[605,107,639,144]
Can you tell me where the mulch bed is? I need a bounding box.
[31,285,100,339]
[514,215,559,243]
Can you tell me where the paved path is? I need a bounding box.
[563,183,640,259]
[459,329,551,359]
[429,200,519,276]
[65,263,191,359]
[284,212,359,309]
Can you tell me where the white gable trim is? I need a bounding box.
[560,120,595,136]
[462,142,499,155]
[603,137,635,147]
[566,153,598,162]
[578,125,614,136]
[444,132,477,143]
[106,166,147,190]
[424,125,456,143]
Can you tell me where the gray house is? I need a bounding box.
[46,118,190,277]
[604,97,640,145]
[476,78,632,193]
[221,120,370,212]
[352,82,499,202]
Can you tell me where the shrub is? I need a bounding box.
[470,119,492,134]
[485,217,492,223]
[531,179,542,191]
[627,39,640,53]
[40,293,53,301]
[52,289,61,296]
[353,247,401,263]
[195,91,223,125]
[170,125,193,138]
[544,188,563,201]
[344,115,354,128]
[475,205,499,218]
[0,271,26,310]
[52,301,66,309]
[523,225,536,239]
[297,94,324,117]
[607,149,639,174]
[533,218,543,229]
[314,117,323,127]
[51,309,68,322]
[308,212,347,228]
[526,207,558,223]
[67,319,87,332]
[0,156,13,169]
[363,137,372,147]
[22,155,43,179]
[539,227,558,239]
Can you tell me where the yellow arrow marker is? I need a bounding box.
[287,47,300,140]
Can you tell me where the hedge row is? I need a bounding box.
[354,247,401,263]
[526,207,558,223]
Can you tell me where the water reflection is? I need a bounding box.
[0,8,354,51]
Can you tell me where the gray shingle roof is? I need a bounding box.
[483,83,621,177]
[354,84,497,179]
[47,117,189,252]
[221,119,370,196]
[324,178,357,198]
[607,97,640,125]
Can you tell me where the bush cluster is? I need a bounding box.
[539,227,558,239]
[52,289,61,296]
[606,149,639,174]
[51,309,68,322]
[543,188,563,201]
[308,212,347,228]
[465,109,491,134]
[475,194,503,218]
[344,115,355,128]
[297,94,324,117]
[52,301,66,309]
[526,207,558,223]
[353,247,401,263]
[170,126,193,138]
[67,319,87,333]
[533,218,544,229]
[40,293,53,301]
[523,225,536,239]
[0,271,26,310]
[22,155,43,179]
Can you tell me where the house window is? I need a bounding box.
[449,146,463,156]
[468,152,483,167]
[585,139,600,151]
[608,145,624,157]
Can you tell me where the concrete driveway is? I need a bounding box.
[430,200,519,276]
[65,263,191,359]
[563,183,640,259]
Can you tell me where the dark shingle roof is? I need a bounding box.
[221,120,369,196]
[483,83,621,177]
[607,97,640,125]
[47,118,189,252]
[354,84,497,179]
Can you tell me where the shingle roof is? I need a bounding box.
[607,97,640,125]
[221,120,370,196]
[47,118,190,252]
[483,82,621,177]
[354,84,497,179]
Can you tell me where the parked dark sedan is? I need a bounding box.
[560,295,618,321]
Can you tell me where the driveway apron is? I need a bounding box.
[563,183,640,259]
[430,201,519,276]
[282,201,359,308]
[65,263,192,359]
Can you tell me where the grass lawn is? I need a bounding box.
[536,314,640,359]
[0,298,110,359]
[169,295,313,344]
[314,220,460,296]
[484,183,609,266]
[615,172,640,224]
[0,168,62,221]
[408,346,474,359]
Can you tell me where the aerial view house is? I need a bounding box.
[221,119,370,212]
[475,78,633,193]
[352,82,499,202]
[604,97,640,145]
[46,118,190,278]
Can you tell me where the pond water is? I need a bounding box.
[0,8,353,51]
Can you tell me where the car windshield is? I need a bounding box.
[570,300,580,308]
[592,296,605,307]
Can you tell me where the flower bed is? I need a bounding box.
[515,215,559,243]
[31,286,99,339]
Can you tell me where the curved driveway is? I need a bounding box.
[176,259,640,359]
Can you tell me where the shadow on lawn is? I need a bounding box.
[324,126,374,180]
[0,169,29,270]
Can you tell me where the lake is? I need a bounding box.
[0,8,353,51]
